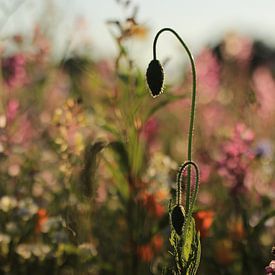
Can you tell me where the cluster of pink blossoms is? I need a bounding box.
[217,123,255,195]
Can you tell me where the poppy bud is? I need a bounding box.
[146,59,164,97]
[171,205,185,235]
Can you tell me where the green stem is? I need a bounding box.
[176,161,199,210]
[153,28,197,213]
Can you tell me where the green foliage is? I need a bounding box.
[168,211,201,275]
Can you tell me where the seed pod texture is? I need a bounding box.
[171,205,185,235]
[146,59,164,97]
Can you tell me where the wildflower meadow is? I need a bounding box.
[0,1,274,274]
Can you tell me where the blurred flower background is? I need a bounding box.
[0,0,275,274]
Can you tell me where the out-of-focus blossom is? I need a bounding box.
[52,98,88,156]
[252,66,275,119]
[151,234,164,252]
[137,234,164,263]
[137,191,165,218]
[245,169,275,199]
[140,117,159,146]
[10,115,35,145]
[196,48,220,103]
[36,208,48,233]
[128,24,148,39]
[144,152,177,185]
[200,104,228,137]
[107,17,148,41]
[198,162,212,184]
[0,114,7,128]
[137,244,154,262]
[2,54,27,88]
[265,260,275,275]
[254,139,273,159]
[222,32,253,66]
[16,243,51,260]
[6,99,19,122]
[194,210,214,238]
[0,196,17,212]
[8,163,21,177]
[197,190,214,206]
[217,123,255,195]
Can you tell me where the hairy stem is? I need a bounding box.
[153,28,197,213]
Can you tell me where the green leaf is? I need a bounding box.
[168,213,201,275]
[182,217,194,262]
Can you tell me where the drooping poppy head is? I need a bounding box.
[146,59,164,97]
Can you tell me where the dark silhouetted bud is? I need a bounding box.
[171,205,185,235]
[146,59,164,97]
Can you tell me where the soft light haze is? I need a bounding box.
[1,0,275,70]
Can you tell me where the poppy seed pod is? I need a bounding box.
[171,205,185,236]
[146,59,164,97]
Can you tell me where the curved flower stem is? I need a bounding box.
[153,28,197,213]
[176,161,199,210]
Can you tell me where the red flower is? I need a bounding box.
[141,193,165,218]
[36,208,48,233]
[194,210,214,238]
[151,234,164,252]
[137,244,154,262]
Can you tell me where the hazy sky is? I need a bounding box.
[1,0,275,70]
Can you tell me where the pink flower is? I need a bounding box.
[2,54,27,88]
[10,115,34,145]
[217,123,255,195]
[265,260,275,275]
[252,66,275,119]
[6,99,19,122]
[140,117,158,145]
[196,48,220,103]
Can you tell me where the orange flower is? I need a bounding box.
[138,192,165,218]
[137,244,154,262]
[194,210,214,238]
[151,234,164,252]
[36,208,48,233]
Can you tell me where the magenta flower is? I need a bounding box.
[140,117,159,146]
[217,123,255,195]
[2,54,27,89]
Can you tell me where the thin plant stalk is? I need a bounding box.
[152,28,197,213]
